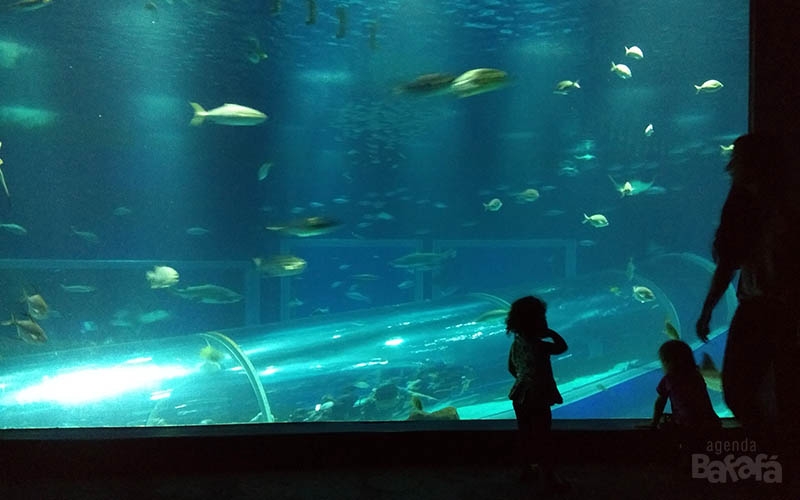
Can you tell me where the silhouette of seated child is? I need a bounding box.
[647,340,721,432]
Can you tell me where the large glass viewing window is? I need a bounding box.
[0,0,748,428]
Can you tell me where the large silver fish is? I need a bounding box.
[266,216,341,237]
[189,102,267,126]
[2,314,47,344]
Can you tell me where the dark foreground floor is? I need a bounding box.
[2,421,796,500]
[2,461,796,500]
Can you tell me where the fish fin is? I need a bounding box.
[694,85,701,94]
[582,213,589,223]
[189,102,206,126]
[700,353,718,372]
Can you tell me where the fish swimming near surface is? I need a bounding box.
[2,314,47,344]
[189,102,267,126]
[172,284,243,304]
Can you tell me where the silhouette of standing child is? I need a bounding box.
[506,295,569,492]
[647,340,721,431]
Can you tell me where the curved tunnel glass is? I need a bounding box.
[0,252,734,428]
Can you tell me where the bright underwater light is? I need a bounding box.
[13,364,191,405]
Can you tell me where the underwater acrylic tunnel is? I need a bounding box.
[0,253,735,428]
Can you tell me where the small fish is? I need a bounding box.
[664,318,680,340]
[573,154,596,161]
[113,206,133,216]
[694,79,723,94]
[345,291,371,303]
[257,162,272,181]
[71,226,99,244]
[397,280,415,289]
[7,0,53,12]
[0,162,9,199]
[483,198,503,211]
[632,285,656,303]
[512,188,540,203]
[137,309,170,324]
[719,144,735,156]
[189,102,267,126]
[186,227,210,236]
[625,257,636,281]
[2,314,47,344]
[553,80,580,95]
[644,123,654,137]
[350,273,380,281]
[253,255,307,277]
[0,223,27,235]
[582,213,609,228]
[246,36,268,64]
[610,62,632,79]
[625,46,644,59]
[60,284,97,293]
[200,342,225,364]
[390,250,456,271]
[21,290,48,319]
[146,265,180,289]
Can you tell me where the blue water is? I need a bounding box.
[0,1,748,423]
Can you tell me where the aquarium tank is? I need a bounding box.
[0,0,747,428]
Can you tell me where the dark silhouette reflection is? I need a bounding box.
[696,133,800,452]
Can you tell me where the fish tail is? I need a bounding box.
[582,213,589,223]
[610,62,616,71]
[2,313,14,326]
[694,85,701,94]
[189,102,206,126]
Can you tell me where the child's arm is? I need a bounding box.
[543,330,568,355]
[508,342,518,377]
[650,394,668,428]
